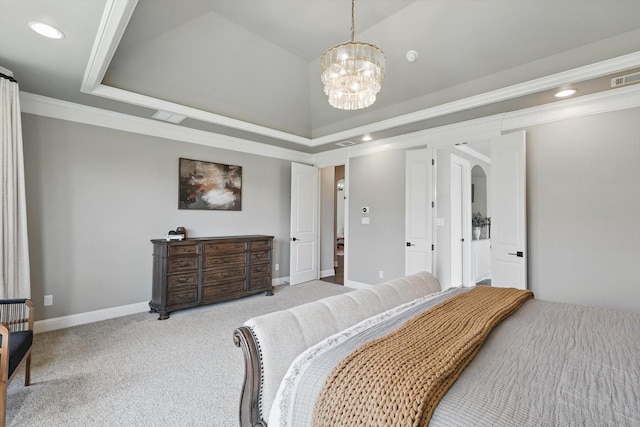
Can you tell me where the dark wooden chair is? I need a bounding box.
[0,299,33,427]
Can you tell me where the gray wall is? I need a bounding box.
[22,114,291,321]
[348,149,406,284]
[21,105,640,321]
[526,107,640,313]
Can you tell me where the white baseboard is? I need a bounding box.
[344,280,373,290]
[35,277,291,333]
[320,268,335,278]
[34,301,150,333]
[273,276,289,286]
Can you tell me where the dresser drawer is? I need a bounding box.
[168,244,198,256]
[202,266,246,285]
[250,263,271,277]
[167,288,197,306]
[204,241,247,254]
[250,276,271,290]
[167,272,197,290]
[202,280,246,300]
[167,256,198,273]
[250,240,272,251]
[251,250,271,263]
[203,253,246,269]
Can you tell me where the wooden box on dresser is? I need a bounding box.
[150,235,274,319]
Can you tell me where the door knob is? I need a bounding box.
[508,251,524,257]
[292,237,298,242]
[406,242,415,247]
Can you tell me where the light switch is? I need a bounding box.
[362,217,370,224]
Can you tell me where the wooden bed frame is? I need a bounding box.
[233,326,266,427]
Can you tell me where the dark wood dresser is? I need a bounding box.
[150,235,274,319]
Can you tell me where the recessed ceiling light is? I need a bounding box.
[362,135,373,142]
[28,21,64,39]
[554,89,577,98]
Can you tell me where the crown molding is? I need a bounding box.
[501,83,640,131]
[89,84,312,146]
[309,51,640,147]
[83,1,640,149]
[19,92,313,164]
[19,83,640,166]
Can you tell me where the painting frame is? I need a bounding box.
[178,158,242,211]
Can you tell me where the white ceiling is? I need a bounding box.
[2,0,640,153]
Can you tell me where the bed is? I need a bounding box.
[233,272,640,427]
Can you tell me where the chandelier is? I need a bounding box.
[320,0,385,110]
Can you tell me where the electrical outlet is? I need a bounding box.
[275,263,279,271]
[379,270,384,279]
[44,294,53,306]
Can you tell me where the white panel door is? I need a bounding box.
[405,149,433,275]
[490,131,527,289]
[290,162,319,285]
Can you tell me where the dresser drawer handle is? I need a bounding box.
[255,253,263,259]
[177,277,190,283]
[221,287,231,293]
[223,258,231,263]
[255,267,263,272]
[175,294,191,301]
[222,272,231,278]
[177,261,192,267]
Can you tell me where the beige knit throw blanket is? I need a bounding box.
[312,286,534,427]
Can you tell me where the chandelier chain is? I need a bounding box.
[351,0,355,42]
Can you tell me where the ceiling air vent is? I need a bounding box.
[152,110,187,124]
[611,71,640,88]
[335,140,356,147]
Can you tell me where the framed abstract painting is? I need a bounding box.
[178,158,242,210]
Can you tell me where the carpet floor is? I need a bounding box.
[6,281,351,427]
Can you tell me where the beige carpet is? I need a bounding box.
[6,281,350,427]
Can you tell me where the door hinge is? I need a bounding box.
[431,201,435,208]
[431,159,435,166]
[431,244,434,251]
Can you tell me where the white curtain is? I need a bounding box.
[0,72,31,298]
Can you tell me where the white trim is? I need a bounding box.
[19,92,313,164]
[272,276,289,286]
[19,84,640,167]
[81,0,138,93]
[320,268,336,278]
[34,301,149,333]
[84,0,640,148]
[89,84,312,146]
[344,280,372,290]
[308,52,640,147]
[501,83,640,131]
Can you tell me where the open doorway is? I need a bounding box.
[320,165,345,285]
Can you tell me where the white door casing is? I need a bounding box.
[490,131,527,289]
[290,162,320,285]
[405,149,433,275]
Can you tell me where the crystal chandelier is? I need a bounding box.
[320,0,385,110]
